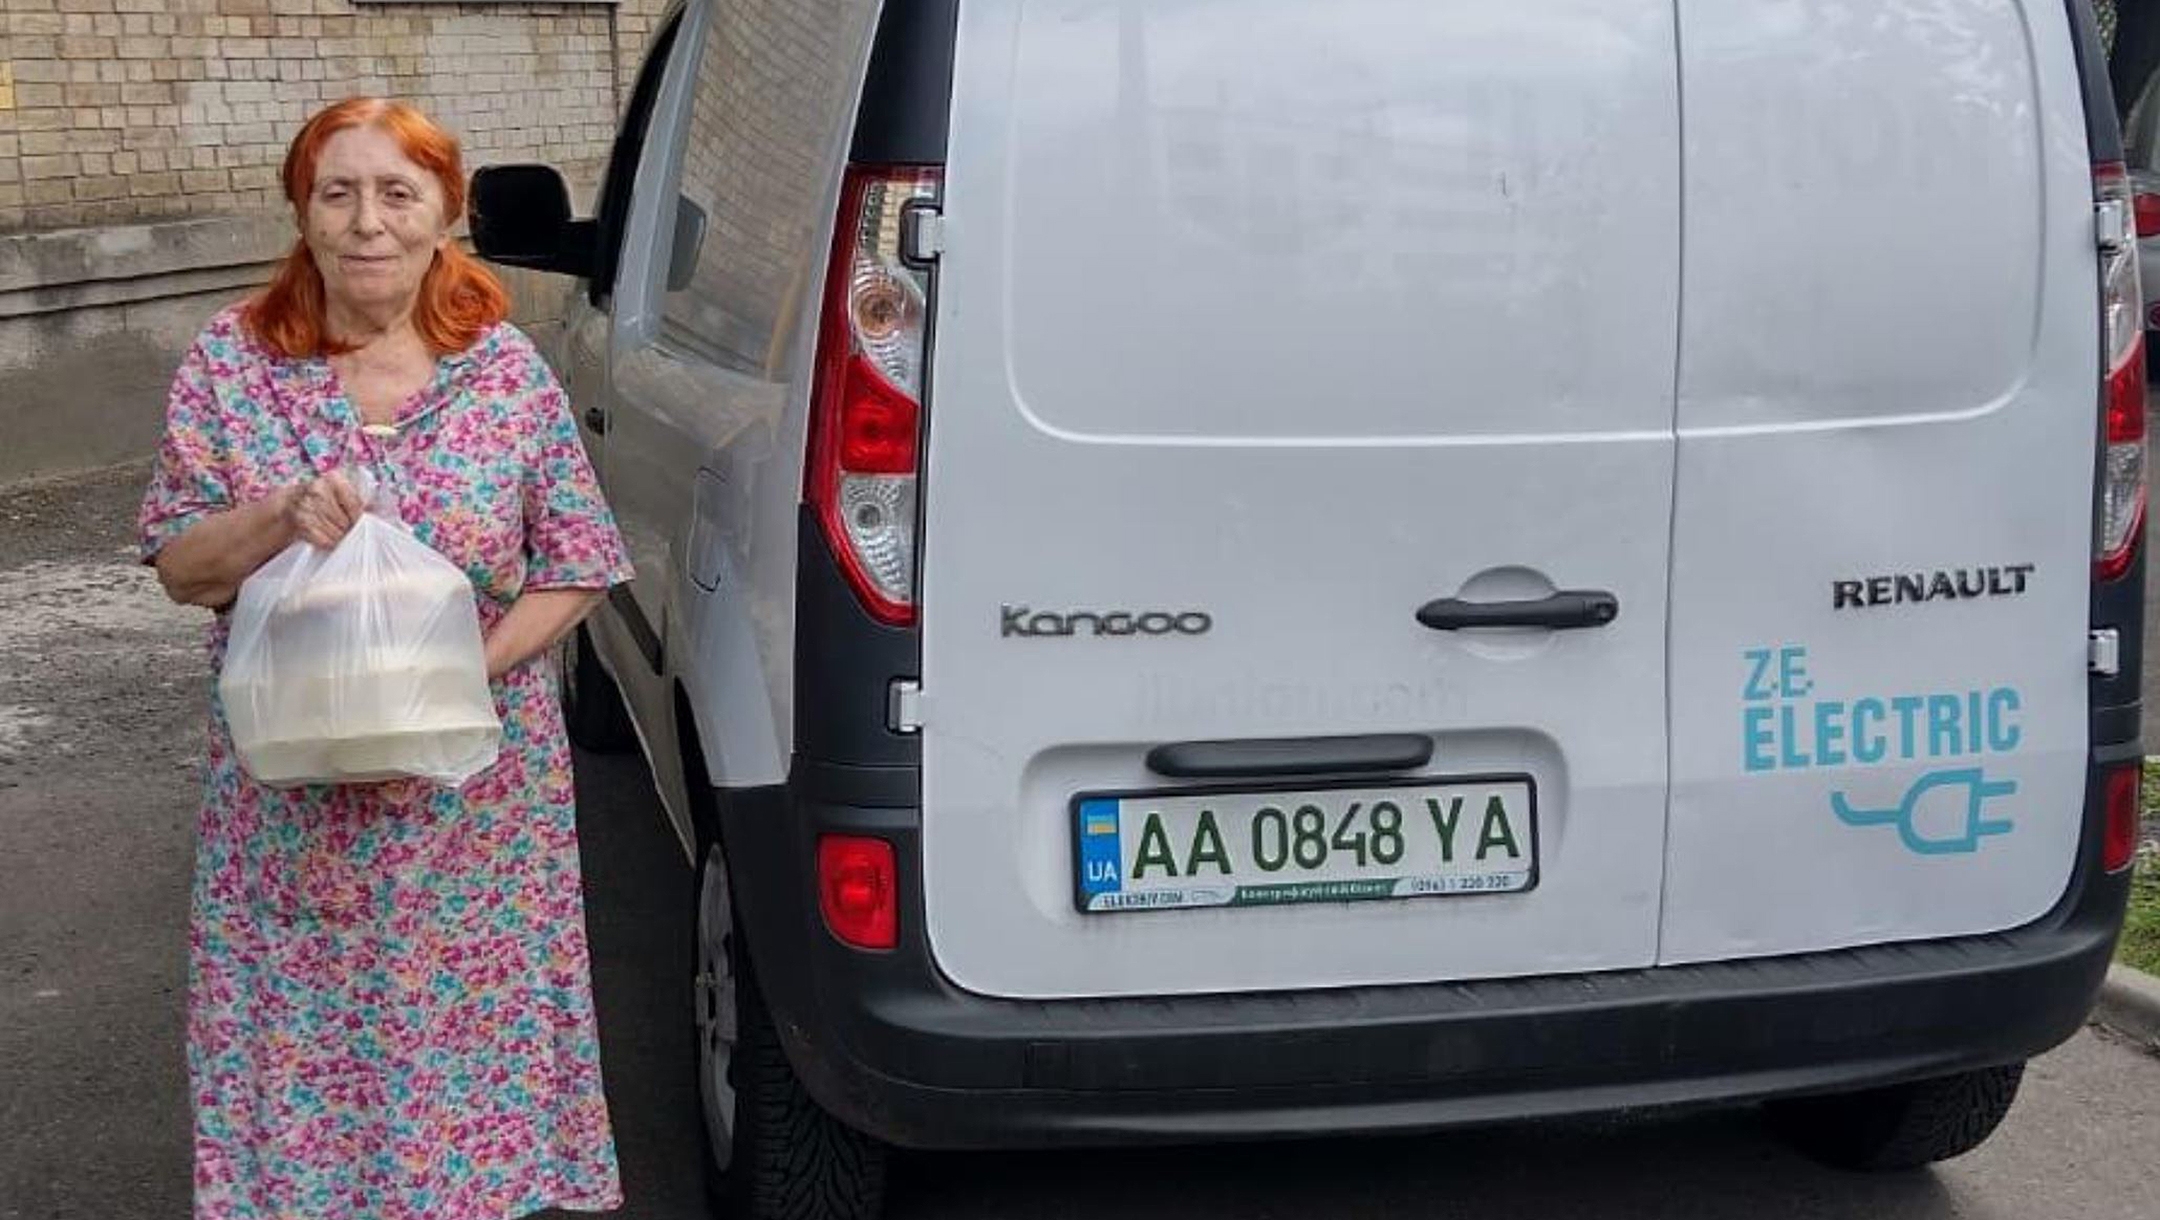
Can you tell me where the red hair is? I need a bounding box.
[244,97,509,359]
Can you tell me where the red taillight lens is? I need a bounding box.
[2102,763,2141,874]
[837,354,921,474]
[2096,163,2147,583]
[2137,192,2160,239]
[817,834,898,950]
[807,165,941,627]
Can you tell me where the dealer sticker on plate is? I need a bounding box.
[1073,776,1536,913]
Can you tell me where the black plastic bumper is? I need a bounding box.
[717,748,2135,1152]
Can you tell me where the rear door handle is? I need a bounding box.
[1146,733,1434,780]
[583,406,609,435]
[1416,590,1620,632]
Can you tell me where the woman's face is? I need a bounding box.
[303,125,451,322]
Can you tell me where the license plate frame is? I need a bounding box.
[1070,773,1540,914]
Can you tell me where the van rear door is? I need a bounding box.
[916,0,1685,1000]
[1658,0,2106,963]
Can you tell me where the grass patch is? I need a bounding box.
[2124,866,2160,977]
[2122,763,2160,977]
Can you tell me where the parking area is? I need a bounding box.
[2,462,2157,1220]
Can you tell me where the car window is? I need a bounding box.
[589,11,685,307]
[654,0,882,375]
[2115,43,2160,175]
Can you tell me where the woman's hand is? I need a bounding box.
[282,471,367,550]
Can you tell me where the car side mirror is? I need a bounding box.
[469,164,598,281]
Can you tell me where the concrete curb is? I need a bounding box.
[2092,962,2160,1052]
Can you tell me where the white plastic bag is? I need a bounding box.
[219,471,502,788]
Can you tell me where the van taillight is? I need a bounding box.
[807,165,941,626]
[2102,762,2141,874]
[2095,163,2146,583]
[2137,191,2160,239]
[817,834,899,949]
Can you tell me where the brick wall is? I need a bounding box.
[0,0,676,234]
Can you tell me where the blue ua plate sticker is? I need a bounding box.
[1077,798,1124,903]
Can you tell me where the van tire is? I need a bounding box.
[561,623,636,754]
[1766,1063,2025,1171]
[695,840,887,1220]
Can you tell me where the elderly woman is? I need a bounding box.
[139,98,629,1220]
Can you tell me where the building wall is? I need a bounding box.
[0,0,676,232]
[0,0,677,483]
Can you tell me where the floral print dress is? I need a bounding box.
[139,306,633,1220]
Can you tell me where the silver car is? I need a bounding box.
[2125,72,2160,353]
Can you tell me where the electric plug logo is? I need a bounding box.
[1830,769,2018,855]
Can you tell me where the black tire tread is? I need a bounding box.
[1769,1063,2024,1172]
[730,985,887,1220]
[698,841,886,1220]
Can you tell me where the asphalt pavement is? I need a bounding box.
[2,462,2158,1220]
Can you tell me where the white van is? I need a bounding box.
[471,1,2150,1215]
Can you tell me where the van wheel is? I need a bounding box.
[561,623,635,753]
[694,839,887,1220]
[1766,1063,2025,1171]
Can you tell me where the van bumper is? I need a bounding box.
[719,757,2133,1151]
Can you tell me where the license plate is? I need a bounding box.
[1072,776,1537,914]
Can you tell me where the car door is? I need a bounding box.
[1657,0,2103,963]
[599,0,884,806]
[561,5,691,731]
[918,0,1687,1000]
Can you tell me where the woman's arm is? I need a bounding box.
[154,491,298,609]
[152,473,365,609]
[484,588,607,680]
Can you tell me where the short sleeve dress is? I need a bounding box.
[138,306,633,1220]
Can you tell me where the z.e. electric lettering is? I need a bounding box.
[1739,646,2021,773]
